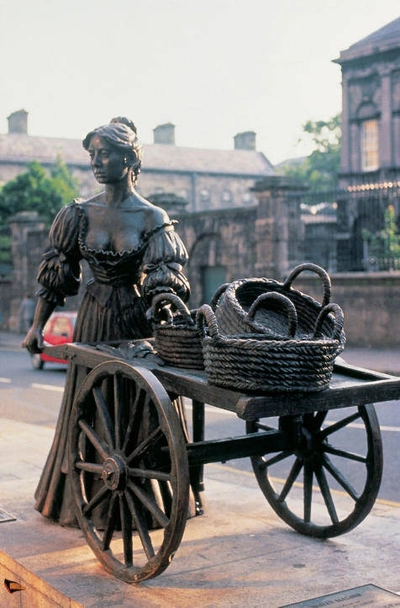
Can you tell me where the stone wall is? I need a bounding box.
[294,271,400,348]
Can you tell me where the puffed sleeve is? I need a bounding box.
[36,202,82,306]
[141,223,190,304]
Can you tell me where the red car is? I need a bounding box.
[31,311,77,369]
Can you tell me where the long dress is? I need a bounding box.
[34,200,191,526]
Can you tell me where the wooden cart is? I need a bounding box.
[45,341,400,584]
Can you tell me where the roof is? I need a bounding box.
[0,134,88,165]
[0,133,275,177]
[143,143,275,176]
[335,16,400,64]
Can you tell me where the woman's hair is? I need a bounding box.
[82,117,142,184]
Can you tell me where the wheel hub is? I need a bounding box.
[101,455,127,491]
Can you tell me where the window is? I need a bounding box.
[361,119,379,171]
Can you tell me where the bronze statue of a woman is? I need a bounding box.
[23,117,191,526]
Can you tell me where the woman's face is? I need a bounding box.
[88,134,129,184]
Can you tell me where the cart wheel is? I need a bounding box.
[69,360,190,583]
[247,404,383,538]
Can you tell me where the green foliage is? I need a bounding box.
[362,205,400,270]
[280,113,341,191]
[50,155,80,206]
[0,158,79,226]
[0,233,12,264]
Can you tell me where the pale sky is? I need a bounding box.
[0,0,399,165]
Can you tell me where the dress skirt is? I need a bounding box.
[34,288,194,527]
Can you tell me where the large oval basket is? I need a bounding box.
[197,301,345,393]
[211,263,344,343]
[151,293,204,369]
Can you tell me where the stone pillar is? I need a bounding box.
[251,176,305,280]
[339,73,350,176]
[9,211,47,330]
[379,68,392,168]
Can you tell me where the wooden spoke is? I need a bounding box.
[75,461,103,475]
[321,453,359,501]
[113,374,123,451]
[92,385,115,448]
[119,494,133,567]
[127,480,170,529]
[78,419,110,461]
[314,465,339,525]
[82,484,110,516]
[323,443,367,463]
[303,462,313,523]
[125,489,155,560]
[319,411,360,440]
[121,389,149,455]
[261,450,295,470]
[279,457,303,502]
[101,494,119,551]
[128,467,170,482]
[126,425,163,465]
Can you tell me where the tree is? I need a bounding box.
[280,113,341,191]
[50,155,80,207]
[0,158,79,226]
[362,205,400,270]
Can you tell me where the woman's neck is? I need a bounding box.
[104,178,135,207]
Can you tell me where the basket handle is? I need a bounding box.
[247,292,298,338]
[210,282,231,310]
[151,293,193,325]
[283,263,331,307]
[196,304,220,339]
[314,303,344,340]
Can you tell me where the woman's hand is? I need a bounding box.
[22,326,44,354]
[21,297,56,354]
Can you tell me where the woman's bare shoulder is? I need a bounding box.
[135,193,169,219]
[79,192,105,207]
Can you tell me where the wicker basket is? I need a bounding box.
[211,263,343,343]
[197,301,345,393]
[151,293,204,369]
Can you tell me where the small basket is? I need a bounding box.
[151,293,204,369]
[211,263,343,343]
[197,299,345,393]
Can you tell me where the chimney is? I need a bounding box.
[234,130,256,151]
[153,123,175,145]
[8,109,28,134]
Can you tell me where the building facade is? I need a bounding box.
[335,17,400,187]
[334,17,400,270]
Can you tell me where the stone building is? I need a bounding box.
[334,16,400,270]
[335,16,400,187]
[0,110,275,212]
